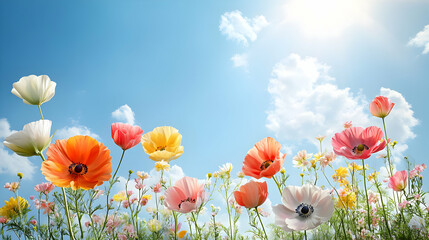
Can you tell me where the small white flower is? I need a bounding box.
[273,184,334,231]
[12,75,56,105]
[408,215,425,230]
[292,150,312,170]
[3,120,53,156]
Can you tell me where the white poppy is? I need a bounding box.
[12,75,56,105]
[3,120,53,156]
[273,184,334,232]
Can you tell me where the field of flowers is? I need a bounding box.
[1,75,428,239]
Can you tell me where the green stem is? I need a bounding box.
[173,211,178,240]
[224,186,233,240]
[61,188,76,240]
[361,159,372,232]
[272,176,283,195]
[381,118,393,177]
[100,149,126,234]
[191,212,201,239]
[74,191,84,239]
[304,230,308,240]
[38,105,44,120]
[255,207,268,240]
[375,180,393,239]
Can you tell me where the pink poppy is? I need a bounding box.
[234,181,268,209]
[164,176,205,213]
[388,170,408,191]
[369,96,395,118]
[332,126,386,160]
[111,123,144,150]
[242,137,286,179]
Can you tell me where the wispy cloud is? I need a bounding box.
[219,11,268,46]
[231,53,248,68]
[112,104,135,125]
[408,25,429,54]
[0,118,36,180]
[56,125,100,140]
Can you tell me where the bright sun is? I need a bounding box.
[284,0,371,38]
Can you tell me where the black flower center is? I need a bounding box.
[260,160,274,170]
[178,197,196,208]
[69,163,88,176]
[296,203,314,218]
[352,144,369,155]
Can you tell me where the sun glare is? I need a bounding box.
[284,0,371,38]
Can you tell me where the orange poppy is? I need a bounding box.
[41,135,112,190]
[242,137,286,179]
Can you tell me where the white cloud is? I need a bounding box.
[0,118,36,180]
[112,104,135,125]
[408,25,429,54]
[283,0,371,37]
[219,11,269,46]
[377,88,419,162]
[231,53,248,68]
[266,54,370,149]
[266,54,418,164]
[56,125,100,140]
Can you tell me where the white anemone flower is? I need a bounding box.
[12,75,56,105]
[3,120,53,157]
[408,215,425,230]
[273,184,334,231]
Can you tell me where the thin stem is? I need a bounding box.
[38,105,44,120]
[191,212,201,239]
[381,118,393,177]
[61,188,76,240]
[173,211,178,240]
[74,191,84,239]
[272,176,283,195]
[100,149,126,235]
[361,159,372,232]
[255,207,268,240]
[375,179,393,239]
[304,230,308,240]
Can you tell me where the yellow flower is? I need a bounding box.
[300,173,305,177]
[313,153,324,161]
[141,126,184,162]
[155,160,170,172]
[310,159,317,168]
[368,172,379,182]
[315,135,326,142]
[142,195,152,200]
[178,230,187,238]
[348,162,363,171]
[136,171,150,180]
[336,188,356,209]
[280,168,286,174]
[332,167,349,181]
[338,178,349,187]
[148,219,162,232]
[112,191,127,202]
[0,196,29,219]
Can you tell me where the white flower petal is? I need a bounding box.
[11,75,56,105]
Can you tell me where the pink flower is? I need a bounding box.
[332,126,386,160]
[0,217,8,223]
[34,182,55,194]
[164,176,205,213]
[414,194,421,200]
[140,198,149,206]
[398,200,410,209]
[30,220,37,226]
[369,96,395,118]
[388,170,408,191]
[134,178,145,190]
[320,152,336,168]
[122,200,130,208]
[415,163,427,172]
[85,221,91,228]
[94,189,104,199]
[40,201,55,214]
[152,183,162,193]
[111,123,144,150]
[30,195,35,200]
[344,121,352,129]
[4,182,19,192]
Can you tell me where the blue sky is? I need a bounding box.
[1,0,429,231]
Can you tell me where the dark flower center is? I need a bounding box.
[69,163,88,176]
[353,144,369,155]
[296,203,314,218]
[178,197,196,208]
[260,160,274,170]
[157,146,166,151]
